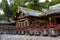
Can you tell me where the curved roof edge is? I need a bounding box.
[18,7,46,17]
[46,4,60,14]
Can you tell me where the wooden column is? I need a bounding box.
[16,21,20,31]
[49,17,52,26]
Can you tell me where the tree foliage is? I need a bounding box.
[2,0,13,21]
[0,14,4,20]
[0,3,2,8]
[25,0,50,10]
[25,1,40,10]
[10,0,27,14]
[50,0,60,6]
[14,0,27,7]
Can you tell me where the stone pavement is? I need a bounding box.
[0,34,60,40]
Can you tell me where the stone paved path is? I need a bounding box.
[0,34,60,40]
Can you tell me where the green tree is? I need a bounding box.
[14,0,27,7]
[45,0,50,9]
[25,0,50,10]
[0,14,4,20]
[0,3,2,8]
[10,3,18,15]
[2,0,13,21]
[0,0,27,21]
[32,0,39,3]
[10,0,27,14]
[50,0,60,6]
[26,1,40,10]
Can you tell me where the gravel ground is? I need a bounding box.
[0,34,60,40]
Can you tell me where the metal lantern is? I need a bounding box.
[18,29,21,35]
[25,28,29,35]
[29,28,34,36]
[42,29,49,36]
[34,29,41,36]
[42,24,49,36]
[21,28,25,35]
[49,24,57,37]
[49,28,57,37]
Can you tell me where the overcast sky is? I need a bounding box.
[0,0,2,2]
